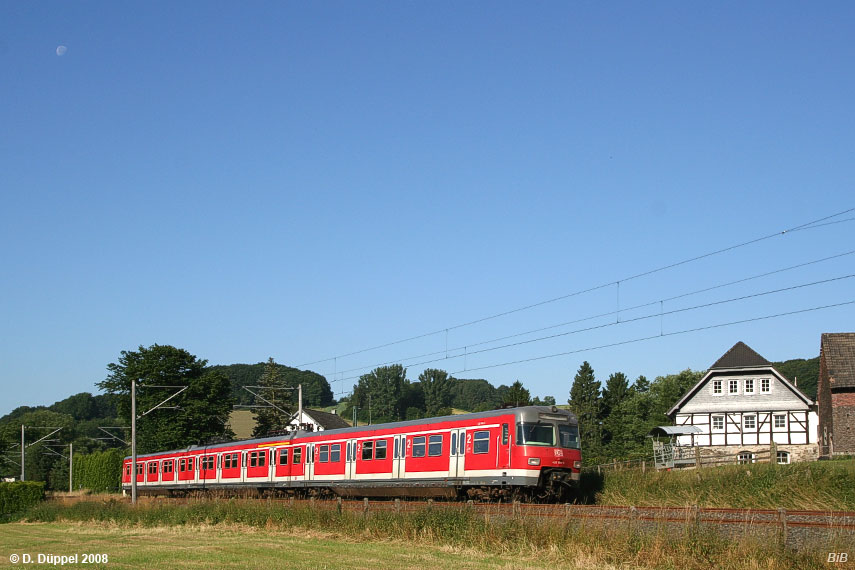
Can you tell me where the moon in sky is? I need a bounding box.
[56,45,67,56]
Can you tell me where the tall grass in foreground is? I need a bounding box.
[594,460,855,510]
[18,499,847,570]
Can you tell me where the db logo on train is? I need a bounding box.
[554,449,564,457]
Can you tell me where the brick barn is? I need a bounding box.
[817,333,855,457]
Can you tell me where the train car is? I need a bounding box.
[122,406,581,501]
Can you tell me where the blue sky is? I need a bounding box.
[2,2,853,416]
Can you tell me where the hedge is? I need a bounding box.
[72,448,125,493]
[0,481,45,520]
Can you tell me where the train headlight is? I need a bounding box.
[528,458,541,466]
[573,461,581,469]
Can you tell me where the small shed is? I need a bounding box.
[648,425,703,469]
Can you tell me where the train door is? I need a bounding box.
[392,435,405,478]
[346,439,357,480]
[450,429,466,478]
[305,444,314,482]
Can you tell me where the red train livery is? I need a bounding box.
[122,406,581,501]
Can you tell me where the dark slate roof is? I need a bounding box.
[821,333,855,389]
[710,341,771,369]
[304,408,351,430]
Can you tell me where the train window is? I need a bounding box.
[375,440,387,460]
[502,424,509,445]
[279,449,289,465]
[473,431,490,454]
[412,436,426,458]
[451,433,457,455]
[558,425,580,449]
[202,456,215,471]
[319,445,329,463]
[148,463,158,475]
[260,450,267,467]
[516,423,555,446]
[136,463,144,475]
[346,442,352,461]
[293,448,302,464]
[249,452,258,468]
[428,435,442,457]
[165,460,173,473]
[362,441,373,460]
[331,444,341,463]
[188,457,195,471]
[125,465,131,476]
[394,438,399,459]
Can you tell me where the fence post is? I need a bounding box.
[363,497,369,514]
[337,496,342,514]
[778,508,788,545]
[695,446,702,469]
[513,500,521,517]
[770,442,777,465]
[395,498,401,513]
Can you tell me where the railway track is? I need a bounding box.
[128,495,855,530]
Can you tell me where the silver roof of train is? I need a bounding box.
[127,406,576,460]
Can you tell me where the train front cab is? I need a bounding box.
[512,407,581,499]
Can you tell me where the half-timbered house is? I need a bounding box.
[666,341,818,463]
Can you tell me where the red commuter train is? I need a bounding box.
[122,406,581,501]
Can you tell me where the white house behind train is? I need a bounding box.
[666,341,818,463]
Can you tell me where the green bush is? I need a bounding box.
[72,448,125,493]
[0,481,45,521]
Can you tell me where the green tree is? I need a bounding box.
[351,365,409,423]
[419,368,453,417]
[601,372,629,419]
[632,375,650,393]
[449,379,499,411]
[568,361,602,456]
[502,380,531,407]
[97,344,234,453]
[252,358,292,437]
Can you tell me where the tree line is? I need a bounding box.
[0,342,819,487]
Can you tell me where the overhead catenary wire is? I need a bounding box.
[296,207,854,369]
[320,251,855,380]
[447,300,855,375]
[327,273,854,388]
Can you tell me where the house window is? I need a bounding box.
[713,380,722,395]
[761,378,771,392]
[744,415,756,430]
[776,451,790,464]
[473,430,491,454]
[774,414,786,429]
[737,451,755,464]
[729,380,739,394]
[712,416,724,430]
[744,379,754,394]
[412,436,426,458]
[428,434,443,457]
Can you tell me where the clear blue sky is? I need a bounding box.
[2,2,854,416]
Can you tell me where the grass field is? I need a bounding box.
[4,499,846,570]
[0,522,570,570]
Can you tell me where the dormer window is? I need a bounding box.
[761,378,771,392]
[713,380,722,395]
[729,379,739,394]
[744,379,754,394]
